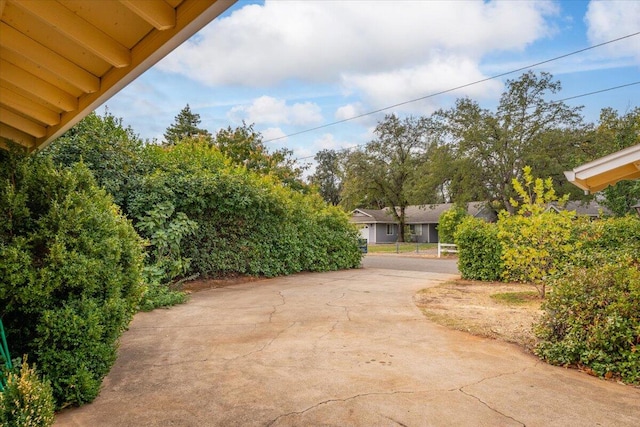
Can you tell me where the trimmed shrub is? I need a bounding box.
[454,217,502,281]
[0,357,55,427]
[535,261,640,384]
[0,152,144,408]
[437,205,468,244]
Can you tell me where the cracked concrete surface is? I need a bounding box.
[55,268,640,426]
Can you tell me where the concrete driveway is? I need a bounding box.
[362,254,459,274]
[55,268,640,426]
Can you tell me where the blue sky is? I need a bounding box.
[98,0,640,170]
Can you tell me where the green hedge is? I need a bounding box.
[129,142,362,279]
[534,215,640,384]
[454,217,502,281]
[0,152,143,408]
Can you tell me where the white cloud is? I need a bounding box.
[585,1,640,63]
[228,96,323,125]
[341,57,504,115]
[158,1,558,87]
[335,103,362,121]
[261,127,287,144]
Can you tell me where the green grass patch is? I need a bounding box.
[367,243,437,254]
[490,291,539,305]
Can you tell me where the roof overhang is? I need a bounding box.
[0,0,236,152]
[564,144,640,193]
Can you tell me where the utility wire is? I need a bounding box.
[293,80,640,162]
[261,30,640,146]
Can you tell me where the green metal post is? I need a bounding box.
[0,318,12,392]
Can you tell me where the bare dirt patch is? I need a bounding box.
[415,279,543,352]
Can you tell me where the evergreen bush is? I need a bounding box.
[437,205,468,244]
[0,152,144,408]
[454,217,502,281]
[0,357,55,427]
[535,261,640,384]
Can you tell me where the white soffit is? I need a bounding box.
[564,144,640,193]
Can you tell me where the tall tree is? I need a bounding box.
[432,71,584,213]
[212,122,307,191]
[341,114,431,242]
[309,149,344,205]
[163,104,211,145]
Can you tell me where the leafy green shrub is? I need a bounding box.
[137,201,199,285]
[0,152,144,408]
[498,211,575,296]
[138,283,188,312]
[438,205,468,244]
[129,141,362,279]
[454,217,502,281]
[0,357,55,427]
[535,261,640,384]
[497,167,575,297]
[571,215,640,266]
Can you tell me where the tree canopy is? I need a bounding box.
[341,114,432,242]
[211,122,307,191]
[163,104,212,145]
[309,149,344,205]
[336,71,639,220]
[429,71,585,213]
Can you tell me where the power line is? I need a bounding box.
[293,80,640,162]
[552,81,640,104]
[262,30,640,146]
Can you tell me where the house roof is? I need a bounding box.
[545,200,612,217]
[564,144,640,193]
[351,202,491,224]
[0,0,236,152]
[352,200,609,225]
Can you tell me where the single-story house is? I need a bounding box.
[352,200,610,244]
[351,202,496,244]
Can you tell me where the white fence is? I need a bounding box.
[437,242,458,258]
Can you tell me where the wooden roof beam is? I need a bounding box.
[121,0,176,30]
[0,107,46,137]
[0,123,35,148]
[1,60,77,111]
[0,22,100,93]
[12,0,131,68]
[0,86,60,126]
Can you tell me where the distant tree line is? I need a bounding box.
[309,71,640,241]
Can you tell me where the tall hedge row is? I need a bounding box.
[130,142,363,279]
[1,138,362,412]
[0,152,144,408]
